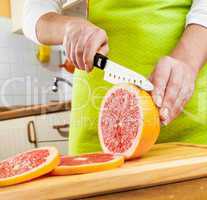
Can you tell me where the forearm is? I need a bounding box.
[37,12,108,72]
[23,0,68,44]
[36,12,75,45]
[171,24,207,74]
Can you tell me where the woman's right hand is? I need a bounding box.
[63,18,109,72]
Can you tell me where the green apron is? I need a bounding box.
[69,0,207,155]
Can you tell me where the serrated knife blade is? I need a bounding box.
[93,53,154,91]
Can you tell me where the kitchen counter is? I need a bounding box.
[1,143,207,200]
[0,101,71,121]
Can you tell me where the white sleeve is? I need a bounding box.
[22,0,66,44]
[186,0,207,28]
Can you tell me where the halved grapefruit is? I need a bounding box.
[51,153,124,175]
[99,83,160,160]
[0,147,60,187]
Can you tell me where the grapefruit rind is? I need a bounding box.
[51,154,124,175]
[98,83,160,160]
[0,147,60,187]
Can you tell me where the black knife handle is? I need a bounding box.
[93,53,108,70]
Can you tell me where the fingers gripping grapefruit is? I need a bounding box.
[0,147,60,187]
[99,83,160,159]
[51,153,124,175]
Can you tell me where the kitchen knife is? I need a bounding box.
[93,53,154,91]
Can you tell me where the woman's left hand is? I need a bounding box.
[150,56,198,125]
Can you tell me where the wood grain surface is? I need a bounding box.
[86,177,207,200]
[1,143,207,200]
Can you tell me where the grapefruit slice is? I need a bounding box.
[99,83,160,160]
[0,147,60,187]
[51,153,124,175]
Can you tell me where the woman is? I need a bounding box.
[23,0,207,155]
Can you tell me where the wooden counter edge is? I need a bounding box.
[0,101,71,121]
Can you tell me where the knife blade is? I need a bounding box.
[93,53,154,91]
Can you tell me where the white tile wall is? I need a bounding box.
[0,17,72,107]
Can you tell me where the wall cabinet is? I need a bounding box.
[0,0,11,17]
[0,111,69,160]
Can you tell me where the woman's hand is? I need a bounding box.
[150,56,198,125]
[150,24,207,125]
[63,18,109,72]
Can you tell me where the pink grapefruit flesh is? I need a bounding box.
[0,147,60,187]
[51,153,124,175]
[99,83,160,159]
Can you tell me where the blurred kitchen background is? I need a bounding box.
[0,0,86,159]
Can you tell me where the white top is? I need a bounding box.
[23,0,207,44]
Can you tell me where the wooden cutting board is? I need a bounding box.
[1,143,207,200]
